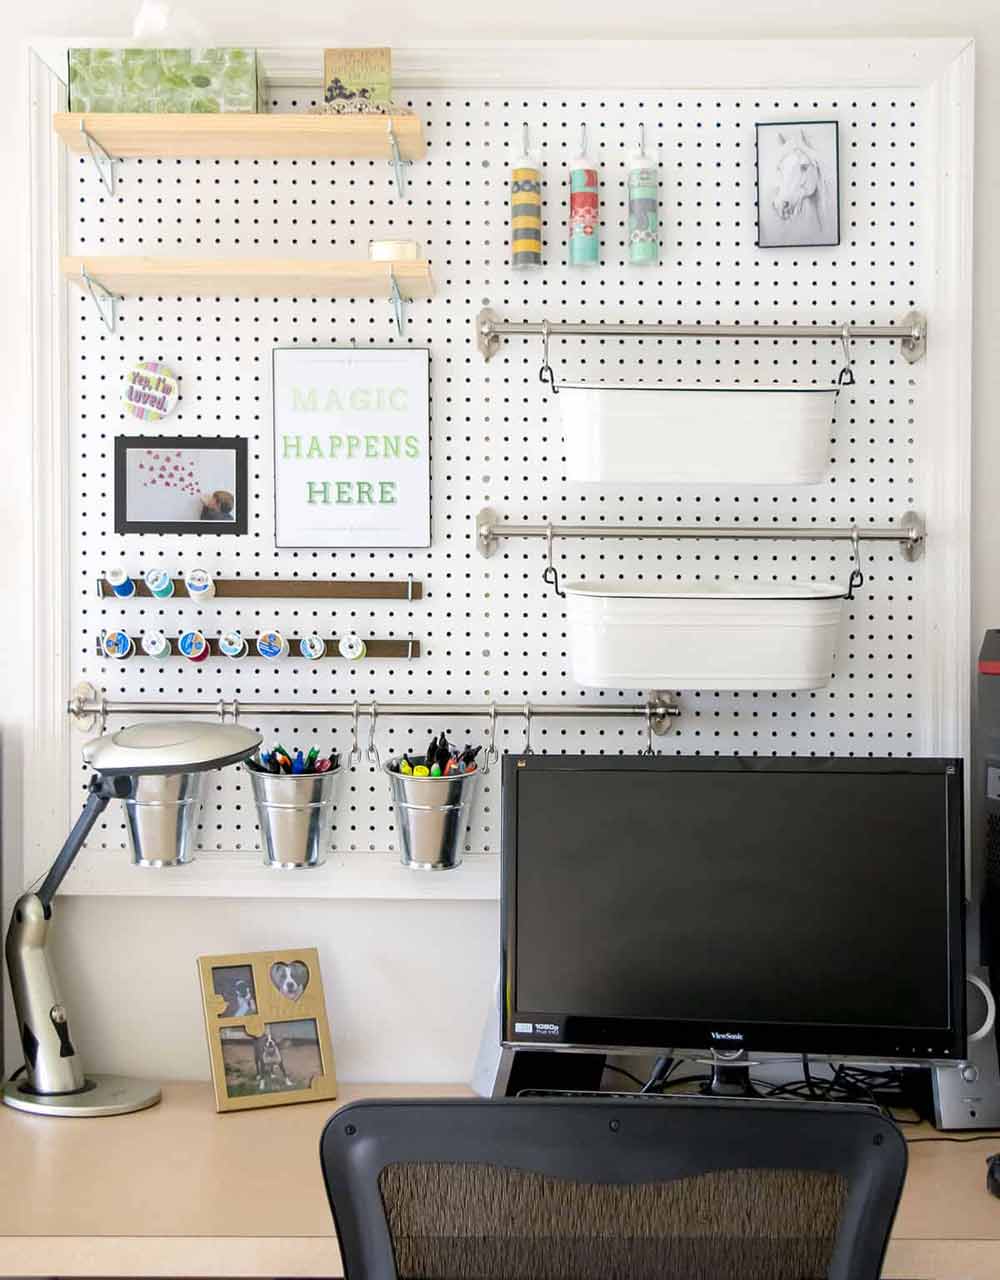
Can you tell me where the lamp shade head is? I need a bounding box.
[82,721,262,776]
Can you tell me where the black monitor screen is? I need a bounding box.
[502,756,965,1060]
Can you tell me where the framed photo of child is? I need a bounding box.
[114,436,248,535]
[197,948,337,1113]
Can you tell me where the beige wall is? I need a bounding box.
[0,2,991,1082]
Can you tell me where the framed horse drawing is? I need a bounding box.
[756,120,840,248]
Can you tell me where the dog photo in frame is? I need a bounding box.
[198,948,337,1113]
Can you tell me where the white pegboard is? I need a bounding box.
[66,84,929,866]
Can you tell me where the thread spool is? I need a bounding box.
[105,569,136,599]
[338,634,367,662]
[569,124,599,268]
[178,629,210,663]
[219,630,248,659]
[184,568,216,600]
[299,634,327,660]
[257,631,290,661]
[627,125,658,266]
[144,568,175,599]
[510,123,542,269]
[100,628,134,659]
[140,629,171,659]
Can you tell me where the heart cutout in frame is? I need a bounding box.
[270,960,310,1002]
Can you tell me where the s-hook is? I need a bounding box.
[539,319,559,393]
[542,524,565,598]
[845,525,865,600]
[641,703,656,756]
[482,702,499,775]
[367,700,382,770]
[838,325,856,387]
[349,700,362,768]
[523,703,533,755]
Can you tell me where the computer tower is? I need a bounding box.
[932,631,1000,1128]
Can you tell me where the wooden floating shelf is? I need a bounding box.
[54,112,425,161]
[63,256,434,299]
[97,578,423,601]
[95,636,421,660]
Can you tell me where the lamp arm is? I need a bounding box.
[35,774,124,912]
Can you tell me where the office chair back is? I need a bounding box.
[320,1096,907,1280]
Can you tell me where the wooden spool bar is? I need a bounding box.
[97,579,423,601]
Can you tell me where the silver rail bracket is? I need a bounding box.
[899,510,926,561]
[476,307,502,362]
[68,681,104,733]
[477,507,498,557]
[80,120,116,195]
[81,266,120,334]
[389,270,405,337]
[386,122,409,198]
[900,310,927,364]
[650,693,681,736]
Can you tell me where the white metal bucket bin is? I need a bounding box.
[564,582,848,691]
[558,383,838,485]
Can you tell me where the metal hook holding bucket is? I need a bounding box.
[349,701,362,768]
[845,525,865,601]
[542,524,565,598]
[367,701,382,769]
[539,319,559,394]
[482,702,499,775]
[838,325,856,387]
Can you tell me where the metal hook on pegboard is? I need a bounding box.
[541,524,566,598]
[845,525,866,600]
[481,703,499,775]
[538,319,559,394]
[367,700,382,770]
[523,703,533,755]
[349,701,362,768]
[386,118,409,199]
[837,325,856,387]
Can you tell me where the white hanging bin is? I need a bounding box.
[557,383,839,485]
[564,582,848,691]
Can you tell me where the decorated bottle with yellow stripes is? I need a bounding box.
[510,134,542,270]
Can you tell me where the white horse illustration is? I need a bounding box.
[767,128,836,245]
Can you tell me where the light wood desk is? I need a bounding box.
[0,1080,997,1279]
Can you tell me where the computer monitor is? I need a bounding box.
[501,755,966,1072]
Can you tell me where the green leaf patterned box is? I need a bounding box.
[68,48,258,114]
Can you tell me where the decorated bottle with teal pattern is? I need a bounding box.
[627,140,658,265]
[569,128,599,267]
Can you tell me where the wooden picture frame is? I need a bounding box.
[197,948,337,1113]
[114,435,249,535]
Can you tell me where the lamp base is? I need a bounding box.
[2,1073,161,1118]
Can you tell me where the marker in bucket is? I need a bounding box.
[100,628,134,659]
[141,629,171,659]
[257,630,290,661]
[105,569,136,599]
[219,629,248,659]
[299,634,326,660]
[184,568,215,600]
[144,568,175,599]
[178,629,210,663]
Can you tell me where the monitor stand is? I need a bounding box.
[702,1050,761,1097]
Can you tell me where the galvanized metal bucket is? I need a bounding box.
[247,767,342,869]
[385,767,481,871]
[123,771,204,867]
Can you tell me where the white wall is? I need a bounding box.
[2,0,996,1084]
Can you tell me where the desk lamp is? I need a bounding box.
[3,720,261,1117]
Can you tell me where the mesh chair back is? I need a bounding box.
[320,1096,906,1280]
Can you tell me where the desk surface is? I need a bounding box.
[0,1081,998,1279]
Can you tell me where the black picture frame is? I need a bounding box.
[755,119,840,249]
[114,435,249,535]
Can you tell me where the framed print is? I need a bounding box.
[197,948,337,1113]
[272,347,430,548]
[114,436,248,535]
[755,121,840,249]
